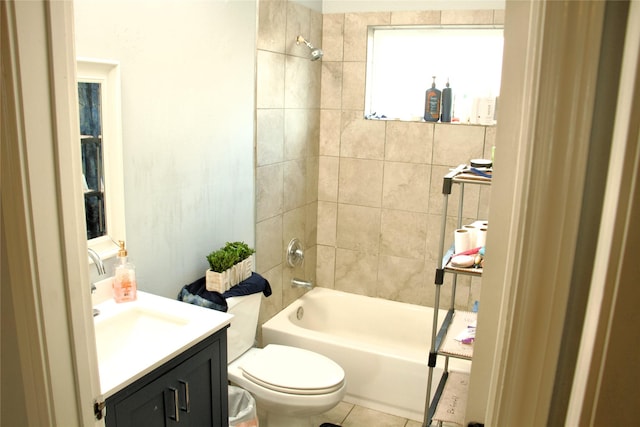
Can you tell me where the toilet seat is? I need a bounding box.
[240,344,345,395]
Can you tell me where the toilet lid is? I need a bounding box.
[241,344,345,395]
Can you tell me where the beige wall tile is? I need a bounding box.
[321,61,343,109]
[340,111,386,159]
[336,203,381,253]
[283,159,306,211]
[317,201,337,246]
[377,255,428,305]
[380,209,428,259]
[343,12,390,61]
[334,248,378,297]
[338,158,383,207]
[283,206,305,249]
[306,155,319,203]
[284,109,309,160]
[318,155,339,202]
[257,0,286,53]
[484,125,497,158]
[428,164,481,219]
[441,9,494,25]
[341,61,366,110]
[256,163,283,221]
[309,9,323,54]
[256,109,284,166]
[493,9,506,25]
[320,109,341,156]
[322,13,344,62]
[286,1,311,57]
[478,186,491,220]
[316,245,336,288]
[285,55,321,108]
[256,215,283,272]
[305,201,318,246]
[257,50,285,108]
[307,108,321,157]
[432,123,485,166]
[390,10,440,25]
[382,162,431,213]
[385,121,433,164]
[257,264,282,330]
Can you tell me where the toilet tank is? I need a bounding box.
[226,292,262,363]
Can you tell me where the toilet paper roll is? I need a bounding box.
[463,225,478,248]
[476,227,488,248]
[454,229,471,253]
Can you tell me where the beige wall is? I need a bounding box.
[255,0,323,325]
[317,9,502,309]
[255,1,505,322]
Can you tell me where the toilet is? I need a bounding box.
[226,292,346,427]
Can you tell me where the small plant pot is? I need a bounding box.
[205,257,253,293]
[206,268,231,293]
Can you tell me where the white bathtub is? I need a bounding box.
[261,287,471,421]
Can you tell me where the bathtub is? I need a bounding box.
[261,287,471,421]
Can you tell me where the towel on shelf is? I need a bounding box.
[178,272,272,312]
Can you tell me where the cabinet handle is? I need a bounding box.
[167,387,179,422]
[179,380,191,413]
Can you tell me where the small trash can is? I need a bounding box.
[228,385,259,427]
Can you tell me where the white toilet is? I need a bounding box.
[226,293,346,427]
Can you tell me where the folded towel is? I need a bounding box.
[223,272,272,298]
[177,272,272,312]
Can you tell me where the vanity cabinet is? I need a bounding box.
[425,164,490,427]
[105,328,228,427]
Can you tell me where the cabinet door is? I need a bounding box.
[172,337,227,426]
[108,371,180,427]
[105,331,228,427]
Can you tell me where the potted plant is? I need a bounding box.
[205,241,255,292]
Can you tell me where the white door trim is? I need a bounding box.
[2,1,102,425]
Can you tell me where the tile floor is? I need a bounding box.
[312,401,424,427]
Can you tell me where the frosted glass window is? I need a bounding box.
[365,26,503,122]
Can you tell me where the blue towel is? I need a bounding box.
[177,272,271,312]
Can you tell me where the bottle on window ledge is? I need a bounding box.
[424,76,442,122]
[441,78,452,122]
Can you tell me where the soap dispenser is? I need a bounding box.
[113,240,137,303]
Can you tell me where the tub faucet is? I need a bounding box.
[291,278,313,289]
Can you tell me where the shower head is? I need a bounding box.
[296,35,324,61]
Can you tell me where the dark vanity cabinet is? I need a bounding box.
[105,328,228,427]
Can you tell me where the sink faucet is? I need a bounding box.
[88,248,105,316]
[88,247,106,276]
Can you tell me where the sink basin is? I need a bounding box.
[93,290,232,397]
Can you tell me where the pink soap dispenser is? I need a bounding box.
[113,240,137,303]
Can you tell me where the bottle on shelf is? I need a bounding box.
[424,76,441,122]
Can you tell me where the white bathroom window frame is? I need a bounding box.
[364,25,504,122]
[77,58,126,259]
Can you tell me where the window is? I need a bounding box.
[365,26,504,123]
[77,59,126,258]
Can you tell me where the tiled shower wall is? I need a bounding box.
[255,1,505,322]
[255,0,322,325]
[316,9,503,310]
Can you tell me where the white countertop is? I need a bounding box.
[93,288,232,398]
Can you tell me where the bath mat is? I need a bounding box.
[440,311,476,359]
[432,371,469,426]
